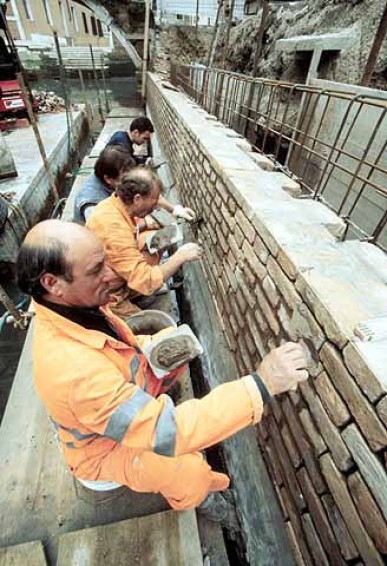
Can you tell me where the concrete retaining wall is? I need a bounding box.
[147,73,387,565]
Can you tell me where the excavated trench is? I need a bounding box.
[174,283,248,565]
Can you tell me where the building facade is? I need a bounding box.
[153,0,245,27]
[4,0,112,48]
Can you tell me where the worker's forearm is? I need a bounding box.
[174,376,263,456]
[158,196,174,213]
[160,254,184,281]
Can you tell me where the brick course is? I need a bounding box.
[148,74,387,565]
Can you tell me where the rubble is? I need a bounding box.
[32,91,66,113]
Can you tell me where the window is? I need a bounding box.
[42,0,53,25]
[90,15,98,36]
[82,12,88,34]
[71,6,78,32]
[21,0,33,20]
[97,19,103,38]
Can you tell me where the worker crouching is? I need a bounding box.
[17,220,309,524]
[86,167,198,318]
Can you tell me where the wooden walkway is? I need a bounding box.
[0,107,229,565]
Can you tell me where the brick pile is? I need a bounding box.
[148,74,387,565]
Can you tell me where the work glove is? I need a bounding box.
[172,204,196,222]
[145,157,154,167]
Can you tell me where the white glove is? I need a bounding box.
[144,214,161,230]
[145,157,154,167]
[172,204,196,222]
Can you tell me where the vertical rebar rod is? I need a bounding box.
[16,72,59,201]
[89,43,104,122]
[141,0,151,99]
[100,54,110,115]
[195,0,199,60]
[0,284,26,328]
[53,29,74,145]
[361,1,387,86]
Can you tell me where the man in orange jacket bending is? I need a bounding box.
[17,220,308,523]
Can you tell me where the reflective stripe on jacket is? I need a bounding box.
[33,301,263,479]
[86,195,163,297]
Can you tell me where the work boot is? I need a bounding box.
[197,490,240,532]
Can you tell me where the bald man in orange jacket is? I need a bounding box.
[17,220,309,524]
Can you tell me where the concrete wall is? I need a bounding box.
[147,73,387,565]
[289,78,387,249]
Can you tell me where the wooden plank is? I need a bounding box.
[0,541,47,566]
[57,510,202,566]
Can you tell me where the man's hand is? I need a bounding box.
[144,215,161,230]
[175,243,202,264]
[258,342,308,396]
[173,204,196,222]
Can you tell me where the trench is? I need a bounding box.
[174,282,248,565]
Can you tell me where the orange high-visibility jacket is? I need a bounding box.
[32,301,263,480]
[86,195,163,297]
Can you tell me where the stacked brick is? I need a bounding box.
[148,75,387,565]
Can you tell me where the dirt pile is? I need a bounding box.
[223,0,387,87]
[151,25,212,77]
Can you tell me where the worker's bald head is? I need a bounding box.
[17,220,101,299]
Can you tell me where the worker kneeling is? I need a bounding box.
[86,167,198,318]
[17,220,309,525]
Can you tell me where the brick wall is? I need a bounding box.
[147,73,387,565]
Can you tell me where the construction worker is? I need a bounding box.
[17,220,308,524]
[106,116,154,165]
[73,145,135,224]
[86,167,197,317]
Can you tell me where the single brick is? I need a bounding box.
[285,521,308,566]
[321,494,358,561]
[256,288,281,335]
[235,209,256,244]
[282,396,327,494]
[297,467,343,565]
[320,454,383,565]
[320,343,387,451]
[281,421,302,469]
[280,489,313,565]
[376,396,387,427]
[270,417,307,515]
[315,371,351,428]
[267,256,302,310]
[342,424,387,522]
[301,513,330,566]
[242,239,267,280]
[300,381,353,472]
[299,407,327,457]
[343,342,385,403]
[262,275,280,308]
[347,472,387,554]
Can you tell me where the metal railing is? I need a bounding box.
[170,64,387,251]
